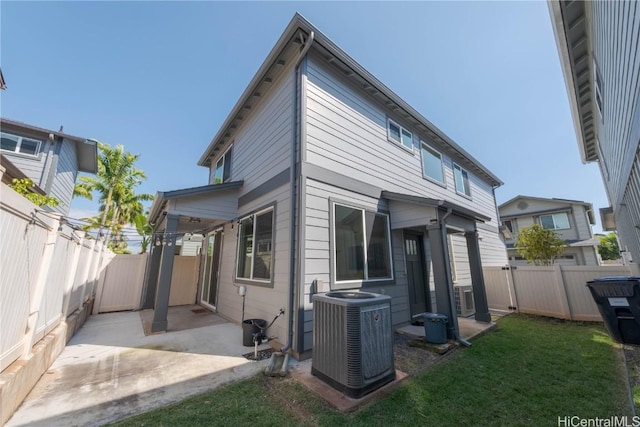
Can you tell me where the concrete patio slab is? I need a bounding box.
[6,308,270,427]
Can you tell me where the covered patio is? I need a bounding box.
[383,191,493,341]
[142,181,244,333]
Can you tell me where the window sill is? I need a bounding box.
[235,278,274,288]
[387,138,416,155]
[422,174,447,188]
[455,190,473,201]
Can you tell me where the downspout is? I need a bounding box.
[440,208,471,347]
[282,30,315,354]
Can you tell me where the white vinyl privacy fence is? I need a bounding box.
[95,254,200,313]
[483,265,633,321]
[0,183,113,371]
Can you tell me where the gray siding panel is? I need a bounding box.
[209,69,295,196]
[49,139,78,214]
[305,54,506,267]
[301,178,411,351]
[305,54,499,226]
[2,141,51,187]
[215,184,291,348]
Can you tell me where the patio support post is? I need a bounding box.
[465,230,492,323]
[141,237,163,309]
[426,216,459,339]
[151,214,179,333]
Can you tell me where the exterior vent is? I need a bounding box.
[455,285,475,317]
[311,291,395,398]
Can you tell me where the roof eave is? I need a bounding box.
[197,14,309,167]
[548,1,596,164]
[198,13,502,187]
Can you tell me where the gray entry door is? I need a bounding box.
[404,233,429,319]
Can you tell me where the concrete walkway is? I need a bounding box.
[6,311,270,426]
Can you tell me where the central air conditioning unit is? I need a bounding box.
[455,285,475,317]
[312,291,395,398]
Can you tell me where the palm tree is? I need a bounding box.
[74,142,153,252]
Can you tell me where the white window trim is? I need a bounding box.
[453,163,472,198]
[539,212,571,231]
[387,118,415,153]
[213,144,233,184]
[0,132,42,157]
[593,58,604,119]
[235,206,274,284]
[420,140,446,186]
[332,202,394,285]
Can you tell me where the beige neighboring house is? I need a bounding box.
[499,195,600,266]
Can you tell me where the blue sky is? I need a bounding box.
[1,1,607,234]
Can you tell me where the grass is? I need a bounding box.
[112,314,631,427]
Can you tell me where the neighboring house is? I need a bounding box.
[143,14,508,359]
[549,2,640,269]
[0,118,98,215]
[499,195,600,266]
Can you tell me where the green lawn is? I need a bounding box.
[112,314,631,427]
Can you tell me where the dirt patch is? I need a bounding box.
[243,348,275,361]
[393,333,453,376]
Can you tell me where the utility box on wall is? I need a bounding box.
[311,291,395,398]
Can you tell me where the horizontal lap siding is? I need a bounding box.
[301,179,410,352]
[215,184,291,346]
[170,191,239,220]
[212,69,295,195]
[2,141,51,186]
[49,139,78,214]
[305,55,506,266]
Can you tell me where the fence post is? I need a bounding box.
[22,212,61,357]
[553,264,573,320]
[62,230,85,318]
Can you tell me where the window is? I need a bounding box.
[539,212,570,230]
[236,207,274,282]
[0,132,41,156]
[213,146,232,184]
[387,119,413,151]
[503,220,514,233]
[453,164,471,197]
[333,203,392,283]
[420,142,444,184]
[594,59,604,118]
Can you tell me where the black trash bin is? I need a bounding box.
[242,319,267,347]
[419,313,448,344]
[586,276,640,345]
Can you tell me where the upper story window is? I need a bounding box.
[593,59,604,118]
[236,206,274,283]
[539,212,570,230]
[503,219,514,233]
[333,203,392,284]
[420,141,445,184]
[453,163,471,197]
[213,146,232,184]
[1,132,41,156]
[387,119,413,151]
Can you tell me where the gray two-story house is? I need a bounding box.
[499,195,600,266]
[549,1,640,269]
[0,118,98,215]
[143,14,508,359]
